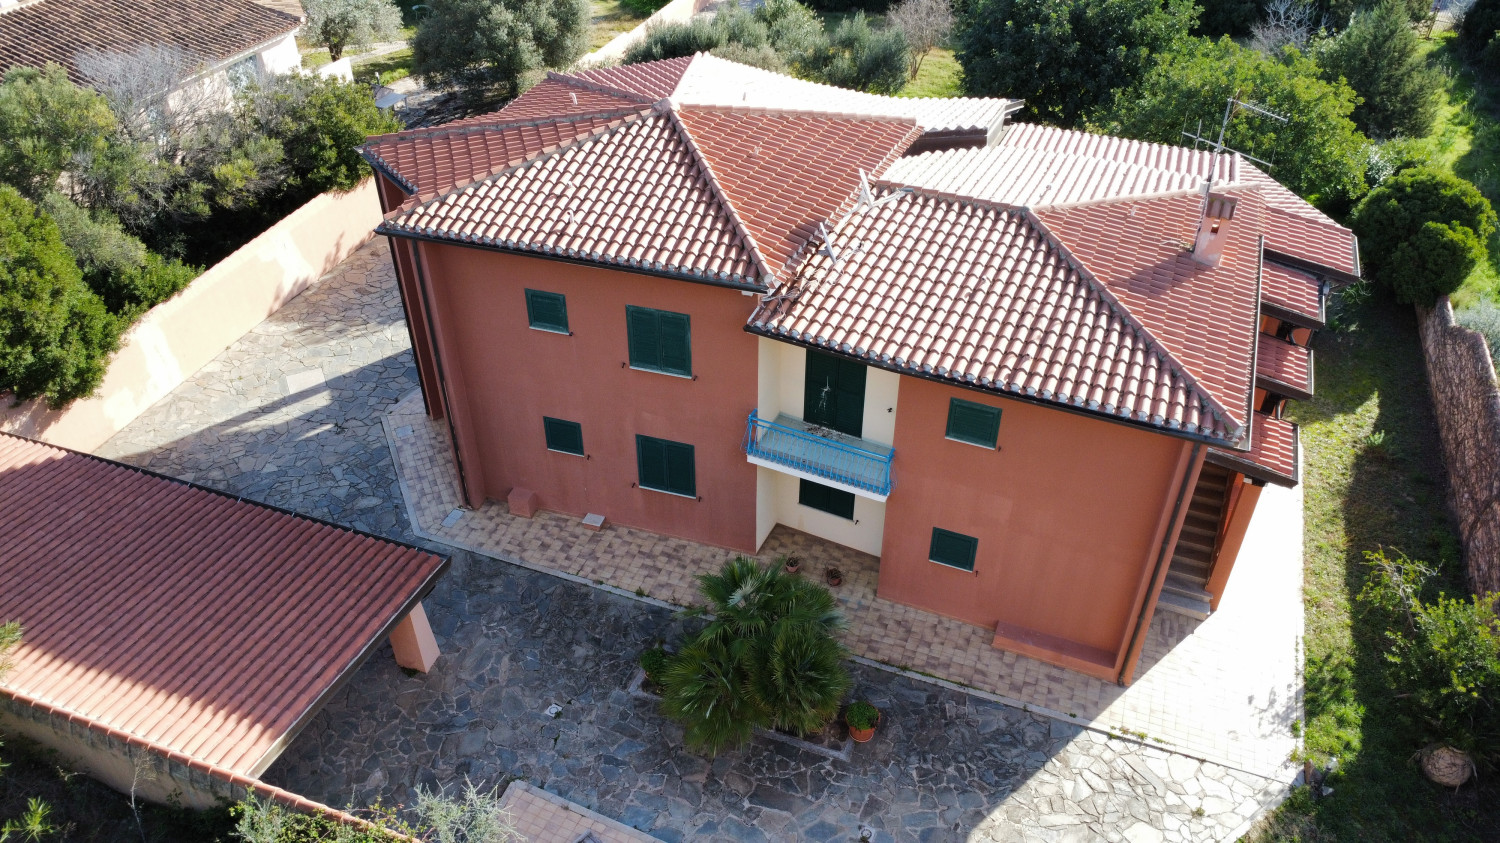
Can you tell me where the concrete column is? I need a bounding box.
[390,604,440,672]
[1207,479,1264,611]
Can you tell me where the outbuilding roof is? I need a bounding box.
[0,0,301,84]
[0,433,448,777]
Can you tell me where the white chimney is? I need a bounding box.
[1192,192,1237,267]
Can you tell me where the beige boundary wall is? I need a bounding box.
[0,179,381,452]
[582,0,716,64]
[1417,297,1500,596]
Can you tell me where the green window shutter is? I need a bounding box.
[929,528,979,572]
[526,289,568,332]
[636,435,695,496]
[543,417,584,455]
[946,398,1002,448]
[626,306,691,376]
[799,479,855,519]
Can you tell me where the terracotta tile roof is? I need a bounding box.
[379,106,776,287]
[884,143,1206,208]
[1256,333,1313,400]
[1034,191,1264,435]
[1210,412,1298,486]
[1239,164,1340,226]
[675,106,922,276]
[747,187,1240,441]
[1262,206,1360,280]
[488,77,649,122]
[0,433,447,776]
[0,0,300,83]
[363,112,640,200]
[573,55,695,98]
[1260,260,1324,325]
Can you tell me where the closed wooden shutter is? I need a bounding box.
[626,307,691,376]
[799,479,855,519]
[637,435,695,496]
[526,289,568,332]
[658,311,691,375]
[627,306,660,370]
[543,417,584,454]
[929,527,978,571]
[945,398,1002,448]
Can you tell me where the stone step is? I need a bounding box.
[1156,588,1211,620]
[1170,554,1211,578]
[1163,571,1211,598]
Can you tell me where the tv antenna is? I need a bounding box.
[1181,91,1288,171]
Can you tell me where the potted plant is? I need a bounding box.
[783,554,802,574]
[639,646,670,694]
[845,701,880,742]
[826,567,843,587]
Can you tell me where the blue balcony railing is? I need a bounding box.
[742,410,894,498]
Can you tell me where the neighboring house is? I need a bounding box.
[0,0,301,96]
[361,54,1356,684]
[0,432,447,808]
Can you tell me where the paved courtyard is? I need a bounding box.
[99,239,1296,841]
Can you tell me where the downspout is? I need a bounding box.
[1117,441,1202,686]
[409,241,474,507]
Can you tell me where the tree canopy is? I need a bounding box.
[412,0,590,100]
[1097,36,1368,208]
[956,0,1198,127]
[302,0,404,61]
[1318,0,1440,139]
[1351,166,1497,305]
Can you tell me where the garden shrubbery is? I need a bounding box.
[0,62,398,407]
[1351,166,1498,306]
[1358,550,1500,768]
[657,558,851,754]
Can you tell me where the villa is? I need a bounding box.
[359,54,1357,684]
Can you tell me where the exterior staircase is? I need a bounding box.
[1157,463,1232,619]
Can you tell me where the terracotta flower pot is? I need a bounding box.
[826,568,843,587]
[848,712,880,743]
[784,556,802,574]
[1420,745,1475,788]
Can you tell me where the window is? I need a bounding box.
[799,479,855,519]
[626,306,691,376]
[543,417,584,455]
[945,398,1002,448]
[929,528,979,572]
[226,56,259,93]
[526,289,569,333]
[636,435,696,497]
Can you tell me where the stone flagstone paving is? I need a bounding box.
[98,238,1295,841]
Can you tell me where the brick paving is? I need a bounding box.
[97,239,1298,842]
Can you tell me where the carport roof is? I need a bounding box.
[0,432,448,776]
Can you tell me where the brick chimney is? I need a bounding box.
[1191,192,1238,267]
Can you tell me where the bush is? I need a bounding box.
[1454,297,1500,366]
[626,17,735,63]
[1194,0,1260,37]
[1097,36,1368,209]
[0,185,120,408]
[303,0,404,61]
[1459,0,1500,77]
[1318,0,1440,140]
[957,0,1198,127]
[1350,166,1497,306]
[639,646,670,685]
[0,65,118,201]
[233,781,521,842]
[659,558,851,753]
[805,12,910,94]
[246,74,404,196]
[1359,550,1500,765]
[844,699,879,729]
[412,0,590,101]
[621,0,670,15]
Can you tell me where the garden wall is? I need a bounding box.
[0,179,381,453]
[1417,297,1500,596]
[584,0,717,64]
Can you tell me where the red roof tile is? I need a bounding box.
[748,187,1238,441]
[573,55,695,99]
[1256,333,1313,399]
[1034,191,1264,435]
[381,107,774,286]
[1260,261,1324,324]
[364,112,640,200]
[0,0,300,83]
[489,77,648,122]
[1262,206,1360,280]
[1210,412,1298,485]
[0,433,446,775]
[676,106,921,276]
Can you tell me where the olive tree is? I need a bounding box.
[888,0,954,78]
[303,0,404,61]
[412,0,590,101]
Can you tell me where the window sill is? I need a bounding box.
[529,326,571,335]
[929,557,976,573]
[629,365,693,380]
[944,435,997,450]
[546,447,585,457]
[639,485,698,500]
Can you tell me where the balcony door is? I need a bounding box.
[804,350,866,438]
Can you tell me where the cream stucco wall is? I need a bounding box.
[257,32,303,77]
[752,337,896,555]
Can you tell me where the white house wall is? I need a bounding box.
[256,33,302,77]
[763,467,886,556]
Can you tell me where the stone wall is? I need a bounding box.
[1417,298,1500,595]
[0,179,381,452]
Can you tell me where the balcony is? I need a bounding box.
[743,411,893,500]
